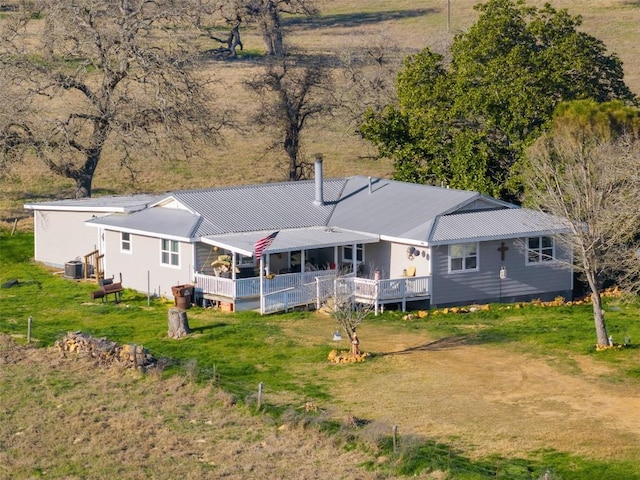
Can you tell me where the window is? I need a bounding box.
[449,243,478,272]
[343,244,364,263]
[527,236,555,264]
[238,254,254,266]
[121,232,131,253]
[161,239,180,266]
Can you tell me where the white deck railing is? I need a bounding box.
[194,271,431,314]
[194,269,337,300]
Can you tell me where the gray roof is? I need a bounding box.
[75,174,567,252]
[168,179,345,236]
[328,177,483,241]
[24,193,163,213]
[428,208,570,244]
[86,207,201,240]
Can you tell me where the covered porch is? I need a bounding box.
[193,226,431,314]
[194,269,431,315]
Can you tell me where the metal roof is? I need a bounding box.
[170,179,346,236]
[328,177,483,241]
[24,193,164,213]
[44,170,568,253]
[428,208,570,244]
[201,227,379,257]
[86,207,201,240]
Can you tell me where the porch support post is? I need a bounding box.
[374,281,379,316]
[259,256,264,314]
[301,250,306,271]
[351,243,357,275]
[231,251,237,280]
[333,246,338,270]
[401,280,407,312]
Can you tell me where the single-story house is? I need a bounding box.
[24,158,572,314]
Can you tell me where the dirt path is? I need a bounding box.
[308,316,640,461]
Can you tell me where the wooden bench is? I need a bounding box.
[90,276,124,303]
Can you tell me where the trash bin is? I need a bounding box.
[171,284,193,310]
[64,260,83,279]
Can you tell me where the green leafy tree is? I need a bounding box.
[360,0,636,200]
[523,100,640,347]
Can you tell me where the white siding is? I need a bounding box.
[388,242,431,278]
[103,230,194,299]
[32,210,104,268]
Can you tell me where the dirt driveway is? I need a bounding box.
[297,315,640,461]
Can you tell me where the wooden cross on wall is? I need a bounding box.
[497,242,509,261]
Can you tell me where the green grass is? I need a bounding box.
[3,231,640,479]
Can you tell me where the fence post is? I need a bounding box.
[257,382,263,410]
[27,316,32,343]
[392,425,398,453]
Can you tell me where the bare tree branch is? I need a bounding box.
[0,0,231,197]
[245,56,334,181]
[523,101,640,346]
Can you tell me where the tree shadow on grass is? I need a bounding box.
[381,332,513,356]
[284,8,437,30]
[191,322,229,334]
[378,432,542,478]
[371,430,639,479]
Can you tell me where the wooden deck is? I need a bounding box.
[194,271,431,314]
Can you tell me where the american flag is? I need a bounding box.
[254,231,278,263]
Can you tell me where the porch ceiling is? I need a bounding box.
[201,227,379,257]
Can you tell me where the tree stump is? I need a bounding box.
[168,307,191,339]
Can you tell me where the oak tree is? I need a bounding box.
[360,0,636,200]
[212,0,317,57]
[0,0,226,198]
[246,57,333,180]
[523,100,640,347]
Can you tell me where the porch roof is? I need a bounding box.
[201,227,379,257]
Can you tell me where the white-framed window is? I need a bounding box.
[161,239,180,267]
[448,242,478,273]
[527,236,555,264]
[238,254,254,266]
[343,244,364,263]
[121,232,131,253]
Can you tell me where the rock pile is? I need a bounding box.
[54,331,155,368]
[327,349,369,364]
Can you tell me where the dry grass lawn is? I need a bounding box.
[0,334,381,480]
[3,312,640,478]
[284,314,640,462]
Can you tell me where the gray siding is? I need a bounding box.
[32,210,104,268]
[431,238,572,307]
[104,230,195,299]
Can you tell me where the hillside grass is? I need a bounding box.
[3,231,640,478]
[1,0,639,230]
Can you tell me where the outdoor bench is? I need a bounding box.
[90,277,124,303]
